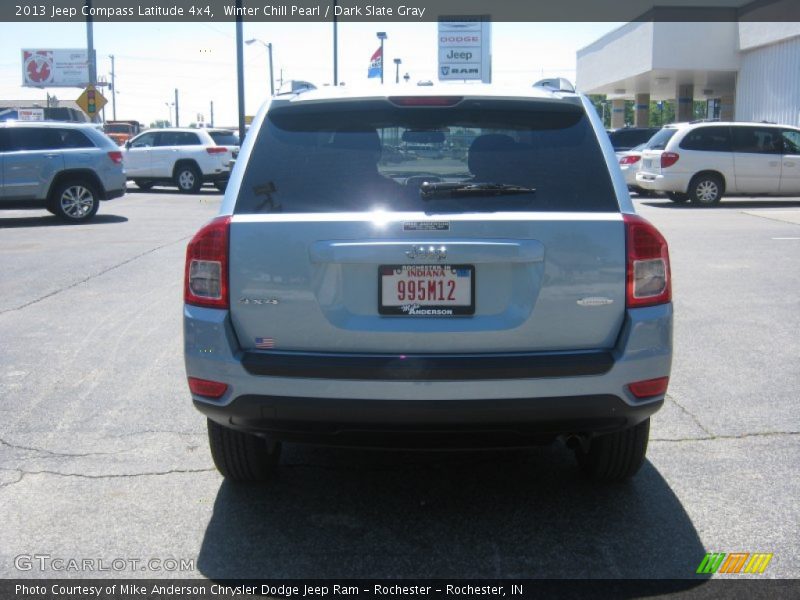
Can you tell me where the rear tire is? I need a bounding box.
[174,163,202,194]
[575,419,650,482]
[689,174,723,205]
[207,419,281,482]
[134,180,154,191]
[50,179,100,223]
[214,180,228,193]
[666,191,690,203]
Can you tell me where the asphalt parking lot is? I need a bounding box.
[1,188,799,582]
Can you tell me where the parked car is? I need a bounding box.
[607,127,661,152]
[123,128,237,193]
[0,121,125,222]
[184,83,673,483]
[617,143,653,196]
[637,121,800,204]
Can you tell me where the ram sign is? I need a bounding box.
[438,17,491,83]
[22,49,89,88]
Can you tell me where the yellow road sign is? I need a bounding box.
[76,84,107,118]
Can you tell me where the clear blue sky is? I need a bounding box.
[1,22,621,126]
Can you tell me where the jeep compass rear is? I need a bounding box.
[183,84,672,483]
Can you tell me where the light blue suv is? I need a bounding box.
[184,83,673,483]
[0,121,126,221]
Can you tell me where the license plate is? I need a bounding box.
[379,265,474,316]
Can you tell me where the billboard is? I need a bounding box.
[438,17,491,83]
[22,49,89,88]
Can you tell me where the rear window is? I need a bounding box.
[235,99,618,214]
[608,128,658,151]
[645,128,678,150]
[209,131,239,146]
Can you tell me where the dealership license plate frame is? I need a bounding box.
[378,264,475,316]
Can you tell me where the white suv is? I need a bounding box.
[636,121,800,204]
[123,128,239,193]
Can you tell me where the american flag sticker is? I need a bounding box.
[255,337,275,349]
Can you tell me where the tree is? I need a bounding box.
[150,119,170,128]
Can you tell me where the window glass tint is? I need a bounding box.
[7,127,61,151]
[209,131,239,145]
[56,129,94,148]
[0,129,10,152]
[679,127,732,152]
[235,100,618,214]
[782,130,800,154]
[157,131,201,146]
[130,132,156,148]
[645,128,677,150]
[732,127,782,154]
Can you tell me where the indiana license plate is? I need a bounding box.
[378,265,474,316]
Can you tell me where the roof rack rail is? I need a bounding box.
[688,118,720,124]
[276,80,317,96]
[533,78,575,93]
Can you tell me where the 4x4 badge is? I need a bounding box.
[577,297,614,307]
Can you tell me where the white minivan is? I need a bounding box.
[636,121,800,204]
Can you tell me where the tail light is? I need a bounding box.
[206,147,228,154]
[628,376,669,399]
[107,151,123,164]
[661,152,680,168]
[184,216,231,309]
[624,214,671,308]
[188,377,228,399]
[619,155,641,165]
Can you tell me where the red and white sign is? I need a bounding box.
[22,49,89,88]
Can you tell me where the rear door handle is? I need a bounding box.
[768,161,780,167]
[785,161,796,167]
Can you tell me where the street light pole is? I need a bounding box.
[394,58,401,84]
[246,39,275,96]
[109,54,116,120]
[376,32,387,84]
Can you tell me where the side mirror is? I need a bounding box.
[124,140,132,149]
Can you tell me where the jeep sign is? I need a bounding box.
[438,17,491,83]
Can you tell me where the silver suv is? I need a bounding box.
[0,121,126,222]
[183,84,673,483]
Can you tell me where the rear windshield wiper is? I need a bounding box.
[420,181,536,200]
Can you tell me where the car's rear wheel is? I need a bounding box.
[174,163,202,194]
[666,191,690,203]
[214,180,228,193]
[575,418,650,482]
[689,174,723,205]
[207,419,281,482]
[134,180,154,190]
[50,180,100,223]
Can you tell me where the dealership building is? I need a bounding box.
[576,2,800,127]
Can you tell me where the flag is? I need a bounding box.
[367,46,382,79]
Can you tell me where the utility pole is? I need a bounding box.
[109,54,116,120]
[174,88,179,127]
[235,0,246,142]
[210,101,214,127]
[85,0,98,121]
[333,0,338,86]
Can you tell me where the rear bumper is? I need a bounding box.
[184,303,672,443]
[636,171,690,193]
[195,393,662,446]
